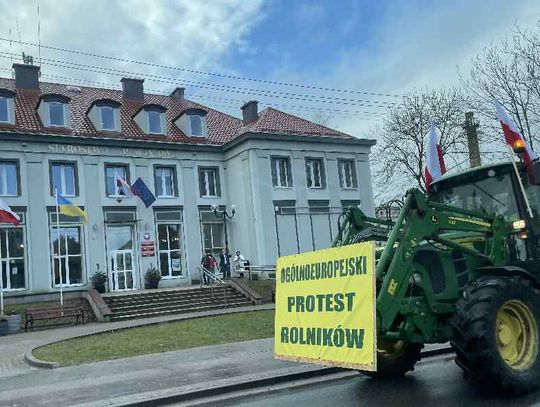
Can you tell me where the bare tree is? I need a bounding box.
[372,88,468,202]
[461,31,540,149]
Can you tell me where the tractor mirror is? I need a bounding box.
[532,161,540,185]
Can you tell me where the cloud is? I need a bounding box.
[0,0,265,92]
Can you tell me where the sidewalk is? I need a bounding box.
[0,303,274,378]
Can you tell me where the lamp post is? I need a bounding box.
[212,204,236,277]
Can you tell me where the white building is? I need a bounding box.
[0,63,375,296]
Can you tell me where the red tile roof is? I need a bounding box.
[0,77,354,146]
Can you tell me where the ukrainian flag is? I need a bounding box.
[57,194,88,224]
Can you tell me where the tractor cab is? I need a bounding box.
[429,161,540,262]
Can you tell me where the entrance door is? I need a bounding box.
[106,225,136,291]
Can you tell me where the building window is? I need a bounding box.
[105,164,129,197]
[0,97,9,123]
[198,167,220,198]
[101,106,117,131]
[271,157,293,188]
[200,210,224,258]
[306,158,325,189]
[50,162,77,197]
[49,218,84,287]
[148,111,163,134]
[49,102,66,127]
[0,161,18,196]
[338,159,358,189]
[154,166,176,198]
[189,115,203,136]
[0,220,26,290]
[157,223,182,277]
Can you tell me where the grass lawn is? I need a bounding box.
[33,310,275,366]
[245,280,275,302]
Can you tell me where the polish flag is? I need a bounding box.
[116,175,134,197]
[425,122,447,190]
[494,99,537,167]
[0,198,20,226]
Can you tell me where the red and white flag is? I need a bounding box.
[425,122,447,189]
[116,175,134,197]
[0,198,20,226]
[494,99,537,166]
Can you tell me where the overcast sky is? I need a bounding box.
[0,0,539,139]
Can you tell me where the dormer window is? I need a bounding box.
[88,99,121,132]
[148,111,163,134]
[133,104,166,135]
[174,108,208,137]
[38,94,71,128]
[0,90,16,125]
[49,102,66,127]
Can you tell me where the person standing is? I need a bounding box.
[233,250,246,278]
[201,251,213,285]
[219,249,231,279]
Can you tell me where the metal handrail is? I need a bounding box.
[246,265,276,281]
[198,266,228,308]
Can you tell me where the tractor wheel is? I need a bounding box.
[451,275,540,395]
[361,339,423,378]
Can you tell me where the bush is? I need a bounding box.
[145,267,162,289]
[90,270,108,293]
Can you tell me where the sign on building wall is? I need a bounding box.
[141,241,155,257]
[274,242,376,371]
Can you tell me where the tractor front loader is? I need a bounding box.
[334,161,540,395]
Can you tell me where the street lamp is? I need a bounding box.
[212,204,236,277]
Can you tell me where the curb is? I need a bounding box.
[24,351,59,369]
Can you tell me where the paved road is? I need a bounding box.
[224,358,540,407]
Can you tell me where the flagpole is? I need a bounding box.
[55,188,64,308]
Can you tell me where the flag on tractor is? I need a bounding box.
[493,99,537,177]
[131,177,156,208]
[57,194,88,224]
[425,122,447,189]
[0,198,20,226]
[116,175,134,197]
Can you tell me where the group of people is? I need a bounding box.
[200,249,247,284]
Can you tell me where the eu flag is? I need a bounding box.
[131,177,156,208]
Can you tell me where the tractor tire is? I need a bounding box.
[451,275,540,396]
[360,339,423,378]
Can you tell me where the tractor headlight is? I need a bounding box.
[512,220,526,231]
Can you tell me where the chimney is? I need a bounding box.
[170,87,185,102]
[121,77,144,101]
[13,63,40,90]
[241,100,258,125]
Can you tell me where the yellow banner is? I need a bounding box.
[274,242,376,371]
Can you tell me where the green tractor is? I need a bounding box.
[334,160,540,395]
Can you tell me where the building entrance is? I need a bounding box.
[106,224,137,291]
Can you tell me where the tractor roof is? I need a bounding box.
[432,161,514,186]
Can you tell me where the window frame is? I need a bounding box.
[49,160,78,197]
[155,221,183,278]
[0,160,20,197]
[48,213,85,288]
[199,209,225,258]
[147,110,164,135]
[271,156,293,188]
[100,105,117,131]
[0,96,10,124]
[48,101,67,127]
[305,157,326,189]
[0,218,27,291]
[338,159,358,189]
[104,163,130,198]
[198,167,221,198]
[154,165,177,198]
[189,115,204,136]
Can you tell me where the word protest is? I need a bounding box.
[274,242,376,371]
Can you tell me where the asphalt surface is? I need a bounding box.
[221,358,540,407]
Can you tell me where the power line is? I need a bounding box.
[0,36,403,99]
[0,52,395,109]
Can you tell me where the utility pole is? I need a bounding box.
[464,112,481,168]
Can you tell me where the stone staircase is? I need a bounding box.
[103,285,254,321]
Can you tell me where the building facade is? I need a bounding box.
[0,63,375,296]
